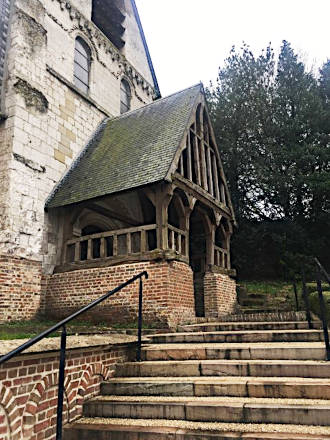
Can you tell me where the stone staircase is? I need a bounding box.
[64,315,330,439]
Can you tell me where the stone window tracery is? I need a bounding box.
[74,37,91,94]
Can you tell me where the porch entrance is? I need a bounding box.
[189,208,207,317]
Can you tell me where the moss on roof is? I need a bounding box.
[46,84,202,209]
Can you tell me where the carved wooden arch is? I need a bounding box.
[168,189,187,230]
[71,208,116,235]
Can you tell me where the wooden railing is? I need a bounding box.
[64,224,157,263]
[214,245,230,269]
[168,224,188,256]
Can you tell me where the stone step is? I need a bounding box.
[101,376,330,399]
[63,418,330,440]
[82,396,330,426]
[179,321,321,332]
[116,359,330,379]
[217,311,308,323]
[149,330,323,344]
[238,308,286,314]
[142,342,327,361]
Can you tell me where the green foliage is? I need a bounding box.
[207,41,330,279]
[309,291,330,323]
[243,280,292,296]
[306,283,330,294]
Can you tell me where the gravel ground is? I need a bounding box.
[91,395,330,405]
[143,342,325,349]
[75,417,330,435]
[0,334,137,355]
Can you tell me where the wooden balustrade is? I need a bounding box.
[214,245,230,269]
[168,224,188,256]
[65,224,157,264]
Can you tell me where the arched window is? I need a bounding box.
[120,79,131,114]
[74,37,91,94]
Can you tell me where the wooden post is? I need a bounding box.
[206,146,214,196]
[127,233,132,255]
[87,239,92,260]
[178,234,182,254]
[171,230,175,250]
[141,230,147,253]
[193,133,201,186]
[187,133,192,181]
[155,184,173,251]
[220,183,226,204]
[74,242,80,262]
[100,238,106,258]
[200,140,208,191]
[113,235,118,256]
[212,154,220,201]
[179,155,184,175]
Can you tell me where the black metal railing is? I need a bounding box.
[0,271,148,439]
[298,258,329,361]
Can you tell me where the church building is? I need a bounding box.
[0,0,237,327]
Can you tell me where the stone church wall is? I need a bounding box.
[44,260,195,328]
[0,0,155,266]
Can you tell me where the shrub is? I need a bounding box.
[309,291,330,324]
[306,283,330,294]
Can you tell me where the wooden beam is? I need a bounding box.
[173,173,231,219]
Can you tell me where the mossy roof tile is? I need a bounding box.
[46,84,201,208]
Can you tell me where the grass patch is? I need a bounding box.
[241,280,293,296]
[0,317,162,340]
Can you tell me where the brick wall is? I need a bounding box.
[45,260,195,328]
[0,342,135,440]
[204,271,237,317]
[0,255,42,321]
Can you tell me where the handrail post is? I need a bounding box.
[137,277,143,362]
[293,281,299,311]
[315,257,330,286]
[56,325,67,440]
[302,271,313,329]
[316,272,330,361]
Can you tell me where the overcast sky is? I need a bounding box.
[135,0,330,97]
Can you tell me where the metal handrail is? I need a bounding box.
[0,270,148,439]
[298,258,329,361]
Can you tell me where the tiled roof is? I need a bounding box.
[46,84,201,209]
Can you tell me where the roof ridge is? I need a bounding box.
[111,82,202,122]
